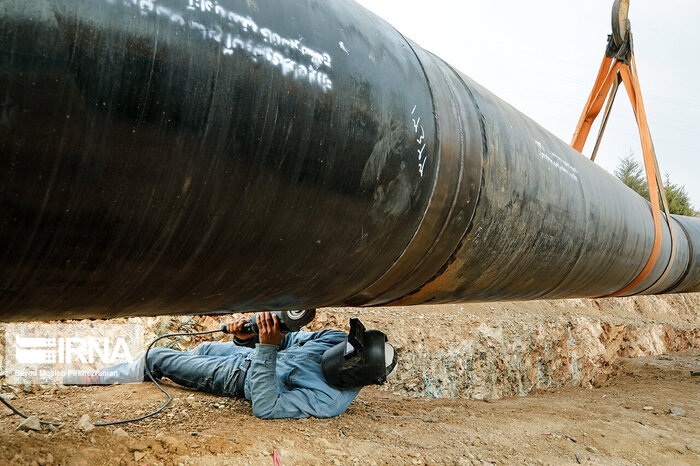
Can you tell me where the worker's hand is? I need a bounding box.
[225,317,256,340]
[257,312,286,346]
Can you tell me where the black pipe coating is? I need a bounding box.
[1,0,698,321]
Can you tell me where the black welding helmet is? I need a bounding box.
[321,318,398,389]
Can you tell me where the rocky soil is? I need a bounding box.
[0,349,698,465]
[0,293,699,464]
[369,294,700,399]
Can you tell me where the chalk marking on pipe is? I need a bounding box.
[411,105,429,177]
[110,0,334,92]
[534,141,579,181]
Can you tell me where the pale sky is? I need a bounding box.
[355,0,700,207]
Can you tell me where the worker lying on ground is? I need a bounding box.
[64,312,398,419]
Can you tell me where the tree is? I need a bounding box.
[614,153,699,217]
[614,153,648,200]
[663,174,698,217]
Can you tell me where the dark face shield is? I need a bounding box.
[321,318,397,389]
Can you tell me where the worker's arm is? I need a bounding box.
[249,344,351,419]
[277,329,346,351]
[240,327,340,351]
[248,313,355,419]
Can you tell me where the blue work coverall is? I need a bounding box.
[101,329,361,419]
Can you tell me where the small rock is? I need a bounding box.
[16,416,42,432]
[642,406,654,411]
[127,441,148,452]
[160,436,181,453]
[155,432,165,440]
[585,446,599,454]
[45,453,54,464]
[47,424,58,433]
[113,428,129,437]
[669,407,687,417]
[324,449,347,456]
[77,414,94,433]
[134,451,147,462]
[1,393,17,401]
[318,438,332,448]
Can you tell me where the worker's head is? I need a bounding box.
[321,318,398,389]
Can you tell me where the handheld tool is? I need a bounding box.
[220,309,317,335]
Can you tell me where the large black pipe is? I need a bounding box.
[1,0,698,321]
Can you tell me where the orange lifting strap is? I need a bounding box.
[570,13,677,298]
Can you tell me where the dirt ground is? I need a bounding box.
[1,347,698,465]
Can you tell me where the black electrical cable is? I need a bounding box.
[96,328,224,426]
[0,328,225,428]
[0,395,61,426]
